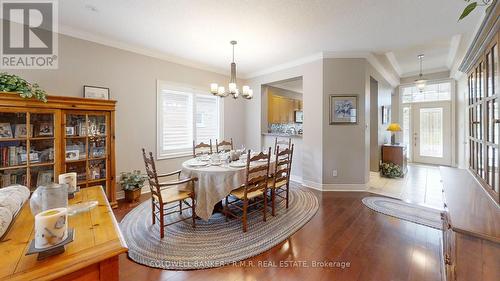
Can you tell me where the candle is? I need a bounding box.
[58,172,78,194]
[210,83,218,94]
[34,207,68,249]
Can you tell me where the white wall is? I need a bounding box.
[5,34,247,186]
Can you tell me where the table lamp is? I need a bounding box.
[386,123,402,145]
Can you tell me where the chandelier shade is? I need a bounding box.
[414,54,427,92]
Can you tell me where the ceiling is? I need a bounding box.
[268,78,303,94]
[58,0,486,78]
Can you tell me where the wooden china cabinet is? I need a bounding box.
[0,92,117,207]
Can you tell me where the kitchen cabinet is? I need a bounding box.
[268,94,302,124]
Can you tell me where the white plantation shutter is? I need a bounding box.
[195,95,219,144]
[157,82,221,158]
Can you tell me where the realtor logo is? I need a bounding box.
[1,0,58,69]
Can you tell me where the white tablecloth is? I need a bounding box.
[180,158,275,221]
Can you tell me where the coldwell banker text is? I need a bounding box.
[1,0,58,69]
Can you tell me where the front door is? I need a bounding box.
[412,101,452,165]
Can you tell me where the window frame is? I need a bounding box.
[400,79,453,104]
[467,37,499,203]
[156,80,224,160]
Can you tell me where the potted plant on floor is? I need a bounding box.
[380,162,404,178]
[119,170,147,202]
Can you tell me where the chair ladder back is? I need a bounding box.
[274,144,294,184]
[216,138,234,153]
[244,147,271,198]
[274,137,292,155]
[142,148,162,202]
[193,140,213,157]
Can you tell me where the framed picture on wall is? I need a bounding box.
[381,105,390,124]
[83,85,110,100]
[329,95,358,124]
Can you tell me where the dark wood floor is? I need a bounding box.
[114,190,443,281]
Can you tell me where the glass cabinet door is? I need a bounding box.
[87,114,108,188]
[0,111,28,187]
[0,110,57,191]
[28,113,56,190]
[64,112,109,190]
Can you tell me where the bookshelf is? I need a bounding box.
[0,93,117,207]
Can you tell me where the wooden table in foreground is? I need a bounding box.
[0,186,128,281]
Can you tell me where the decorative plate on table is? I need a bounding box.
[229,162,246,168]
[188,161,208,167]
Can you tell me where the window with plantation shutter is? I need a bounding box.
[157,81,221,158]
[195,95,220,144]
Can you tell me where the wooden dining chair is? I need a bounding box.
[268,144,294,216]
[224,147,271,232]
[193,140,213,158]
[142,148,198,239]
[274,137,291,155]
[216,138,233,153]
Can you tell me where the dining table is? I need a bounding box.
[180,152,275,221]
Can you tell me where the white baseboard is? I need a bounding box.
[302,180,368,192]
[290,175,303,184]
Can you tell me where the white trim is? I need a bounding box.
[290,175,303,184]
[385,52,402,77]
[247,51,400,88]
[156,80,222,160]
[400,67,450,78]
[246,52,324,78]
[446,34,462,69]
[301,180,368,191]
[365,53,400,88]
[322,51,400,87]
[59,25,400,86]
[59,24,228,77]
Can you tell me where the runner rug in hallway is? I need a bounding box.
[120,184,319,270]
[362,196,442,229]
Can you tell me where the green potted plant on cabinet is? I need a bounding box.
[0,72,48,102]
[119,170,147,202]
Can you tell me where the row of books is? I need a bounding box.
[0,172,27,188]
[1,146,26,167]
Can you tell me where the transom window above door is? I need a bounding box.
[401,81,452,103]
[157,81,222,159]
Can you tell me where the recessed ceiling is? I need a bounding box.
[58,0,485,78]
[385,35,462,77]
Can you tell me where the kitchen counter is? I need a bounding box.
[262,133,303,138]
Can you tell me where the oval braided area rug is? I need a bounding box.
[120,184,319,270]
[362,196,442,230]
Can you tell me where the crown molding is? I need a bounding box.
[248,51,400,87]
[400,67,450,78]
[458,0,499,73]
[245,52,324,79]
[385,52,402,77]
[58,25,399,86]
[446,34,462,69]
[58,24,230,77]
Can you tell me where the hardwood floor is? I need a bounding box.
[114,190,443,281]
